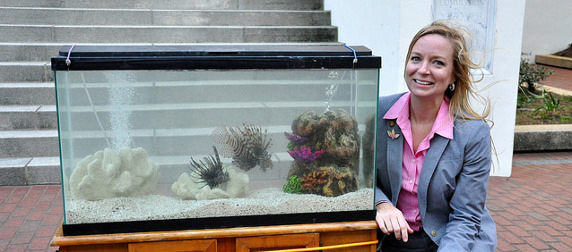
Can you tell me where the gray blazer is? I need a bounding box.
[375,93,497,251]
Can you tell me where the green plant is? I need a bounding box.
[560,115,572,124]
[533,90,561,120]
[516,90,572,125]
[519,59,554,93]
[534,89,560,113]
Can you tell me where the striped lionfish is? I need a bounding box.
[188,146,229,189]
[212,123,273,172]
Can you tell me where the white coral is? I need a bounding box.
[69,147,160,201]
[170,172,201,200]
[171,166,249,200]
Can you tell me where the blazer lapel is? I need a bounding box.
[418,136,449,217]
[386,121,403,204]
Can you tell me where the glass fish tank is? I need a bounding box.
[51,45,381,236]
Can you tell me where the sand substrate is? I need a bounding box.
[65,188,374,224]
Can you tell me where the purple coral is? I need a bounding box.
[288,146,325,163]
[284,132,309,145]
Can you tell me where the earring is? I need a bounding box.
[448,83,456,91]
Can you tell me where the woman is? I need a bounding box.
[375,21,497,251]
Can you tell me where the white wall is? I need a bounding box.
[521,0,572,62]
[321,1,401,95]
[325,0,526,177]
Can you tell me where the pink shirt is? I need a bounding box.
[383,93,453,231]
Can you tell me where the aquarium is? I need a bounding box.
[51,45,381,236]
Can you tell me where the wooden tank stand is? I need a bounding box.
[51,221,379,252]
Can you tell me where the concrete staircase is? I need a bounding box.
[0,0,338,185]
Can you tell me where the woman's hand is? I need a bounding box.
[375,202,414,242]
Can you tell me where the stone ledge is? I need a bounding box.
[536,54,572,69]
[514,124,572,152]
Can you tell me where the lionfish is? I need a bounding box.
[212,123,273,172]
[188,146,229,189]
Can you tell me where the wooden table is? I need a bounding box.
[51,221,379,252]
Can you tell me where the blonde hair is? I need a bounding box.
[405,20,490,121]
[406,21,498,171]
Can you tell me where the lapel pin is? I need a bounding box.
[387,129,400,140]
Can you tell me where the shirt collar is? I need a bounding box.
[384,93,410,120]
[383,92,454,140]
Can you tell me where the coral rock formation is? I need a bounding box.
[287,146,325,163]
[285,109,361,197]
[69,147,160,201]
[172,166,249,200]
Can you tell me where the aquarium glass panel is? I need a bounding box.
[52,45,380,235]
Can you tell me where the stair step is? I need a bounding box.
[0,0,337,186]
[0,7,331,26]
[0,43,61,62]
[0,130,60,158]
[0,105,57,130]
[0,156,60,185]
[0,43,167,63]
[0,25,337,44]
[0,0,324,10]
[0,157,30,185]
[0,42,342,62]
[0,61,52,82]
[0,82,55,105]
[27,156,61,185]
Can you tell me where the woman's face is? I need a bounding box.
[405,34,455,103]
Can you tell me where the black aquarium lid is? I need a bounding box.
[51,44,381,71]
